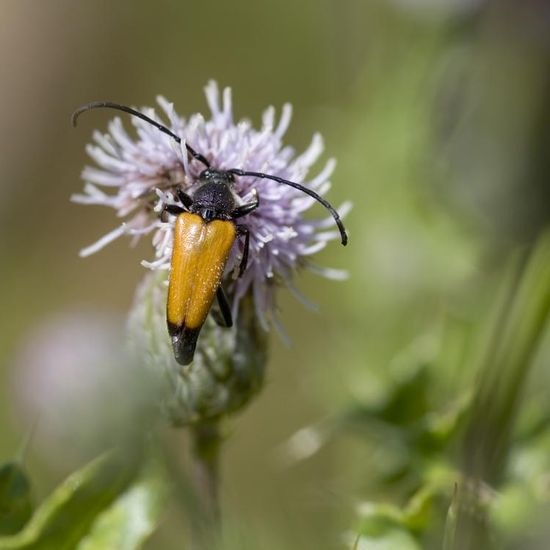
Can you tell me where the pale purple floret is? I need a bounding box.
[73,81,350,331]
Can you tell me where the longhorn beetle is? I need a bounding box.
[72,101,348,366]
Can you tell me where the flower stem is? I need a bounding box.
[190,420,222,549]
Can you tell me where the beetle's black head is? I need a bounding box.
[192,168,237,218]
[198,168,235,186]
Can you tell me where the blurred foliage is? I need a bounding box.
[0,448,168,550]
[296,232,550,548]
[0,463,33,536]
[1,0,549,548]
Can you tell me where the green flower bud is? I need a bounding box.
[127,272,268,426]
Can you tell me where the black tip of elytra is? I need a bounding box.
[168,323,201,366]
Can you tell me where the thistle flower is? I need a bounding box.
[73,81,350,332]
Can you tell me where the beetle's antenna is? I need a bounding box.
[71,101,211,169]
[228,169,348,245]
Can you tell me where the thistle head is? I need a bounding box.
[73,81,350,333]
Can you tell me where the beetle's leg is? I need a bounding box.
[231,189,259,219]
[161,204,185,222]
[236,225,250,277]
[163,204,185,215]
[212,286,233,328]
[161,187,192,221]
[176,187,194,208]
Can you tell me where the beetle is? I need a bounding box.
[73,101,348,366]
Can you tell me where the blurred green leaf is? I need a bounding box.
[0,449,164,550]
[0,463,33,535]
[77,456,168,550]
[462,231,550,483]
[354,529,420,550]
[402,484,439,533]
[355,502,421,550]
[320,364,469,484]
[491,481,539,540]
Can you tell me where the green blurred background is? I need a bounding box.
[1,0,549,548]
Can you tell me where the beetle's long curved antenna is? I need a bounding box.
[228,169,348,246]
[71,101,211,169]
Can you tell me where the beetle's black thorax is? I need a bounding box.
[190,169,237,221]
